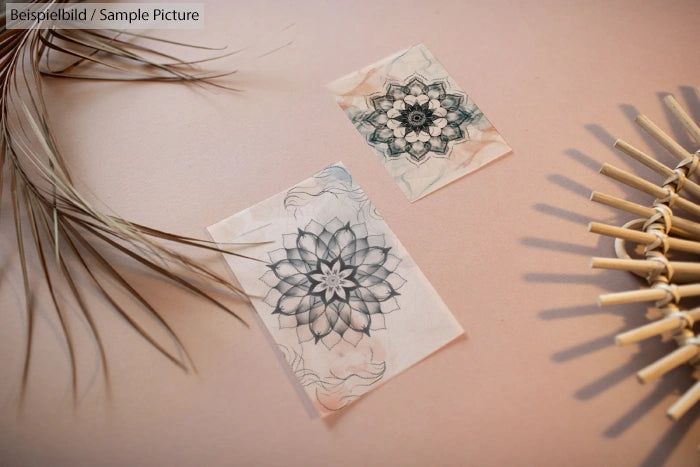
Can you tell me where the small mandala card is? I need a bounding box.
[327,43,512,202]
[208,163,463,417]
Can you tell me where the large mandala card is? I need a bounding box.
[327,43,512,202]
[208,163,463,416]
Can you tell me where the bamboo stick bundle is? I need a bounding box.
[589,94,700,423]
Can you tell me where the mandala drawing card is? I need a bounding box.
[327,43,512,201]
[208,164,463,416]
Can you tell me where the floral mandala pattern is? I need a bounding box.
[362,75,481,164]
[260,218,406,349]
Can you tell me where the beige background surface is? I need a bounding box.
[1,0,700,465]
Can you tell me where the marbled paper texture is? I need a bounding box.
[327,43,512,201]
[208,163,463,416]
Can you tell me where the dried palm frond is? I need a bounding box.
[1,3,267,403]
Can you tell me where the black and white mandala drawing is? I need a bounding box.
[260,218,406,349]
[361,75,482,164]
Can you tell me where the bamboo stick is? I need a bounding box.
[598,283,700,307]
[600,163,700,219]
[589,221,700,255]
[614,309,700,346]
[614,139,700,199]
[637,345,699,383]
[598,288,667,307]
[636,114,693,161]
[667,380,700,421]
[600,163,667,198]
[591,257,657,274]
[615,138,674,176]
[591,257,700,281]
[590,191,700,240]
[663,95,700,143]
[590,191,651,217]
[589,221,651,244]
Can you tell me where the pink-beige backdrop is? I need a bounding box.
[1,0,699,465]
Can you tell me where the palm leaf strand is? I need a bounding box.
[1,2,266,402]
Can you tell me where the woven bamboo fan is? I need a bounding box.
[589,94,700,422]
